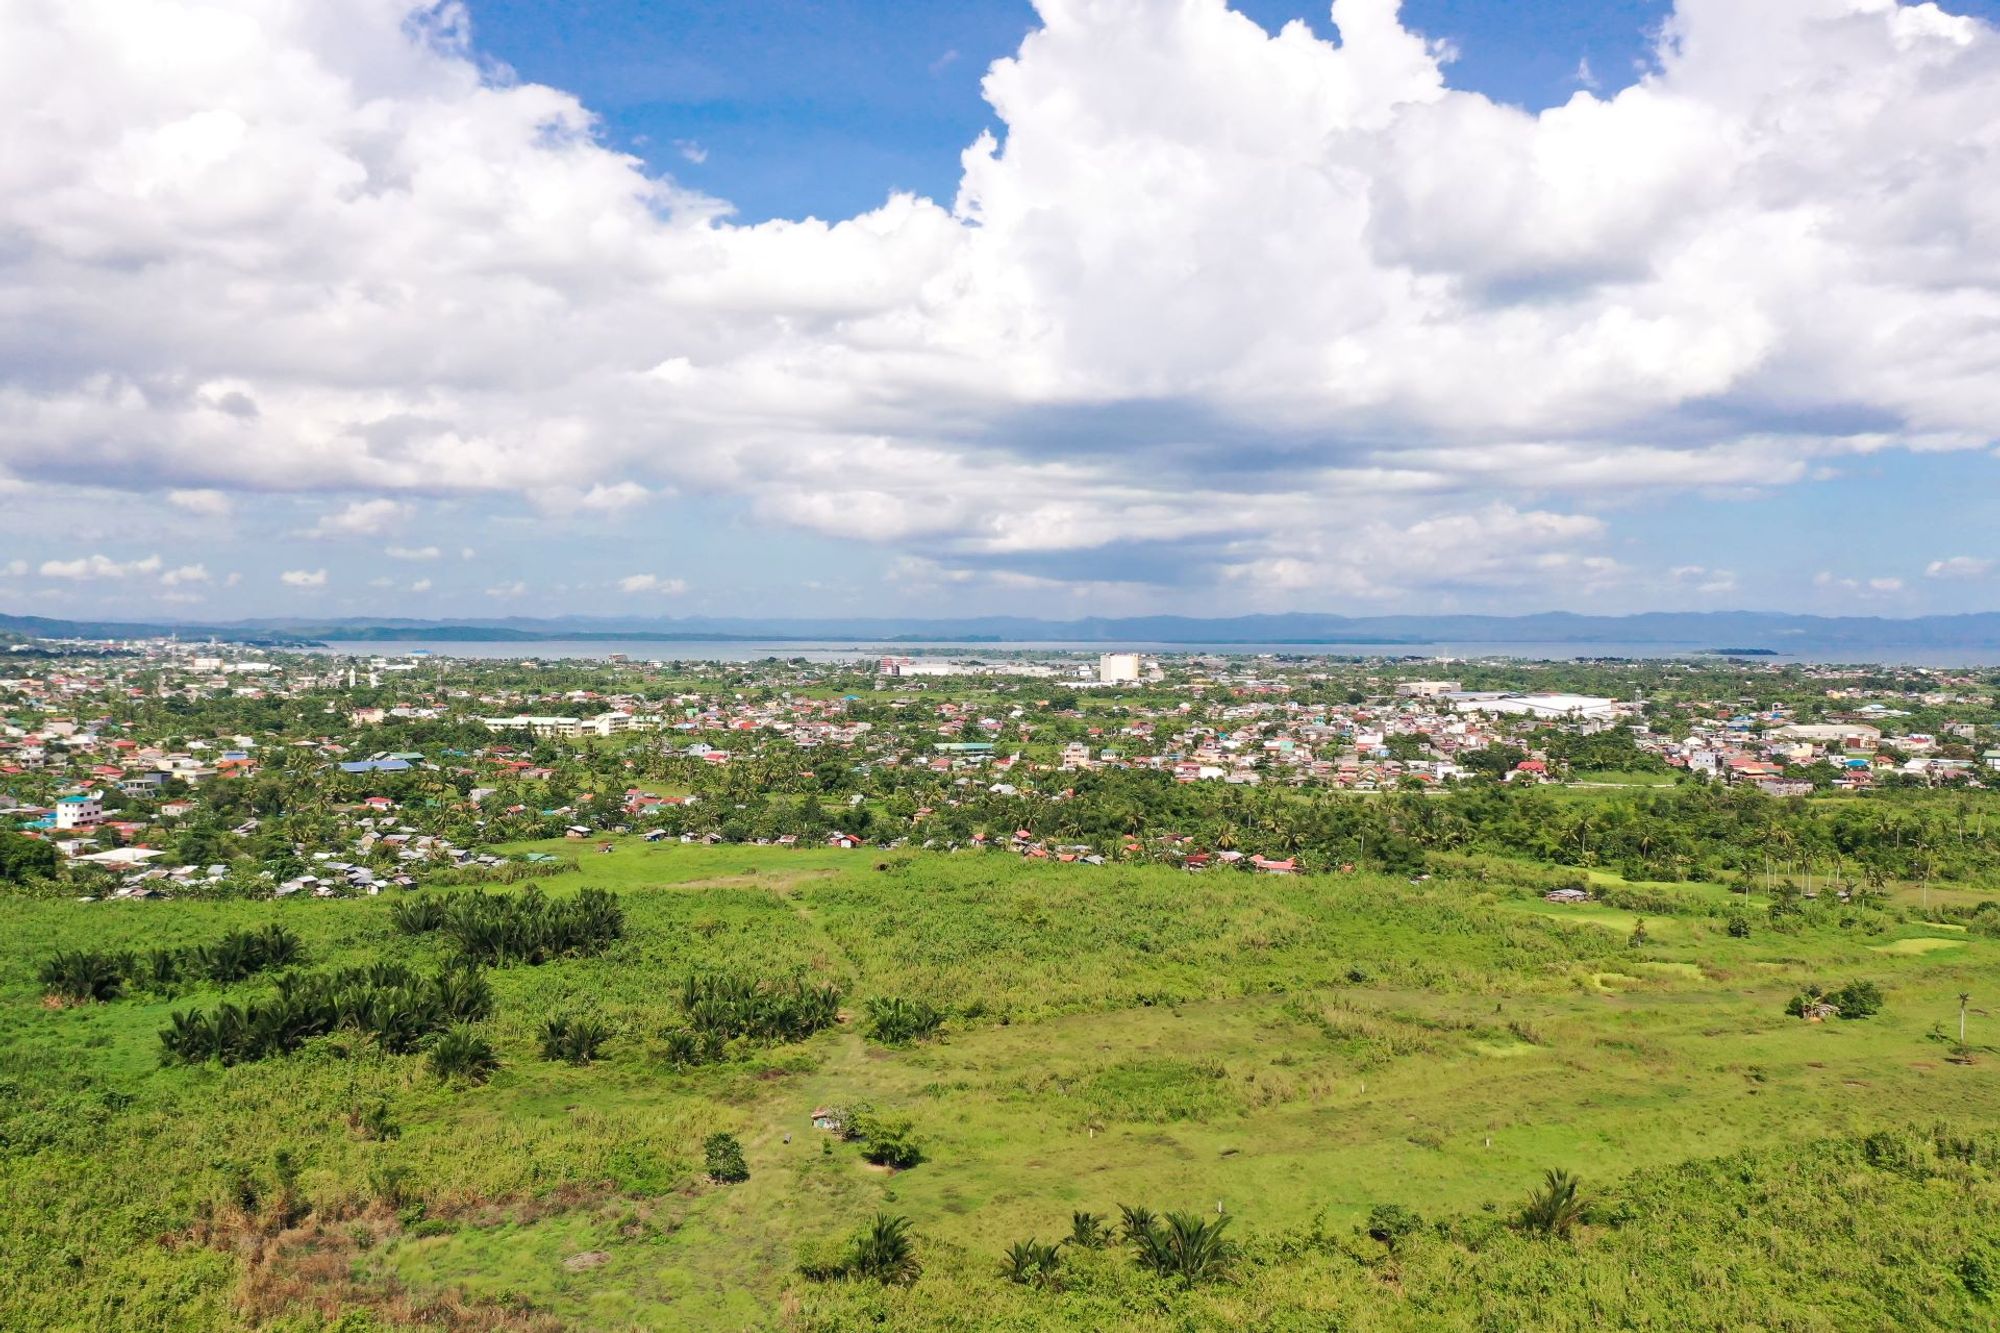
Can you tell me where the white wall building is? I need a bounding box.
[1098,652,1141,684]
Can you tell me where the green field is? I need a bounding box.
[4,841,1998,1329]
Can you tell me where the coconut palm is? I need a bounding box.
[845,1213,921,1286]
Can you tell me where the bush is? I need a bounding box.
[864,996,944,1045]
[999,1238,1063,1288]
[1124,1208,1235,1287]
[38,949,131,1004]
[1366,1202,1424,1246]
[159,963,494,1066]
[844,1213,921,1286]
[1832,979,1884,1019]
[538,1012,612,1064]
[1518,1168,1586,1239]
[427,1025,498,1084]
[1067,1211,1110,1249]
[660,1026,726,1068]
[852,1110,923,1169]
[704,1132,749,1183]
[1726,913,1752,938]
[679,972,840,1043]
[394,886,623,967]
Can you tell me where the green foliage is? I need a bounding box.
[1725,912,1752,938]
[537,1011,612,1064]
[863,995,944,1045]
[427,1024,499,1084]
[1519,1167,1587,1239]
[1067,1211,1109,1249]
[999,1238,1064,1289]
[37,949,131,1003]
[703,1132,749,1184]
[851,1108,924,1169]
[1787,979,1884,1020]
[1125,1208,1236,1288]
[1366,1202,1425,1246]
[158,962,492,1065]
[843,1213,921,1286]
[393,885,623,966]
[0,829,59,885]
[679,971,840,1043]
[659,1026,727,1068]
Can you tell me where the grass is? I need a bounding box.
[3,838,1997,1329]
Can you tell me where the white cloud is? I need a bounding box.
[167,489,231,517]
[1926,555,1994,579]
[40,553,163,580]
[618,573,689,595]
[1814,570,1906,598]
[485,580,528,598]
[385,544,440,560]
[1670,564,1738,595]
[305,499,411,539]
[2,0,1999,601]
[410,577,431,592]
[280,568,327,587]
[159,563,209,586]
[0,558,25,578]
[675,139,708,164]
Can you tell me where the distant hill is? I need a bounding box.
[9,608,2000,651]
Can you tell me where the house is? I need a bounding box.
[54,792,103,831]
[811,1106,845,1132]
[1544,888,1592,904]
[1248,855,1298,874]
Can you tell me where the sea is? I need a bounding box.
[303,639,2000,668]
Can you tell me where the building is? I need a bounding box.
[1453,693,1620,722]
[1396,680,1462,697]
[1098,652,1141,684]
[54,792,103,830]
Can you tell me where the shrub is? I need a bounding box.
[1518,1168,1586,1239]
[704,1132,749,1183]
[426,1025,498,1084]
[660,1026,726,1069]
[864,996,944,1046]
[1725,912,1752,938]
[1125,1209,1235,1288]
[1067,1211,1110,1249]
[38,949,131,1004]
[1366,1202,1424,1246]
[853,1111,923,1169]
[999,1238,1063,1288]
[159,964,495,1066]
[1831,979,1884,1019]
[844,1213,921,1286]
[538,1012,612,1064]
[679,972,840,1043]
[394,886,623,967]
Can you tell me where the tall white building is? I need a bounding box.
[1098,652,1141,684]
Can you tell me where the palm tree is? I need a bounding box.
[845,1213,920,1286]
[1128,1210,1235,1288]
[1519,1168,1587,1239]
[1959,991,1972,1048]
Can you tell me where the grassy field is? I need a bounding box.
[3,840,1997,1329]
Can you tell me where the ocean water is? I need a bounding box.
[305,639,2000,668]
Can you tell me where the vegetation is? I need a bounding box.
[704,1131,749,1183]
[426,1023,499,1083]
[537,1011,612,1064]
[864,995,944,1045]
[158,962,493,1065]
[391,885,624,966]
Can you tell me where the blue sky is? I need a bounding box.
[465,0,1686,223]
[4,0,2000,622]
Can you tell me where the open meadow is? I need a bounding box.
[4,838,1999,1330]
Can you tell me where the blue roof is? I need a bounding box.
[339,758,411,773]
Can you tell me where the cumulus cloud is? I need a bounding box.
[618,573,689,594]
[1815,570,1906,597]
[167,489,232,517]
[410,577,431,592]
[1670,564,1738,595]
[280,568,328,586]
[2,0,1999,603]
[385,544,441,560]
[159,563,209,586]
[1,559,26,577]
[1926,555,1994,579]
[305,499,412,539]
[40,553,163,580]
[485,580,528,598]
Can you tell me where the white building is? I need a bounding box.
[1453,693,1620,722]
[1098,652,1141,684]
[55,792,103,830]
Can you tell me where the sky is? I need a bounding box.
[3,0,2000,623]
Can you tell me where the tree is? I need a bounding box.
[704,1132,749,1183]
[0,830,59,885]
[1126,1210,1235,1288]
[1960,991,1973,1048]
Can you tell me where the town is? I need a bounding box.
[6,642,2000,901]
